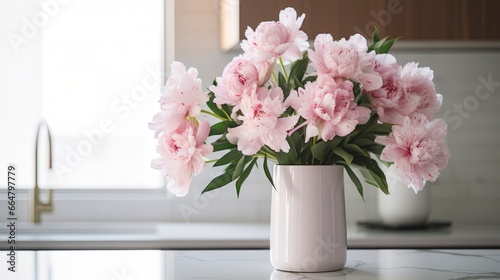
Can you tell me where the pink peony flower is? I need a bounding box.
[401,62,442,120]
[376,113,450,193]
[308,33,382,91]
[253,60,274,86]
[289,75,370,142]
[241,7,308,64]
[210,56,271,106]
[149,62,208,137]
[151,120,213,197]
[226,87,299,155]
[367,54,419,124]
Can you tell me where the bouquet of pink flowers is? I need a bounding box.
[149,7,450,198]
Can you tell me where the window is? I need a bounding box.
[1,0,173,221]
[41,0,163,189]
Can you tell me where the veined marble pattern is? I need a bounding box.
[170,249,500,280]
[1,249,499,279]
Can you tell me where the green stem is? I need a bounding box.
[279,57,288,81]
[257,151,277,161]
[221,108,232,120]
[201,109,227,121]
[265,148,278,161]
[272,71,278,84]
[205,158,219,164]
[311,137,318,165]
[263,146,276,156]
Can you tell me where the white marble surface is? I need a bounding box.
[1,249,500,279]
[1,222,500,250]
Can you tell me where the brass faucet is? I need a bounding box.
[31,121,54,223]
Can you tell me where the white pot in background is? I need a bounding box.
[270,165,347,272]
[377,169,431,225]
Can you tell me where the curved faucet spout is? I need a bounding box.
[31,120,54,223]
[35,120,53,180]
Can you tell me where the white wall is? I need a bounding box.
[171,0,500,225]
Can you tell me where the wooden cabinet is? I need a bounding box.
[238,0,500,41]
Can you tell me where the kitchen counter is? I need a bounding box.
[349,222,500,249]
[1,249,499,279]
[2,222,500,250]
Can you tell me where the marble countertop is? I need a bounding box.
[2,222,500,250]
[1,249,499,279]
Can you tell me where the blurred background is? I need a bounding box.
[1,0,499,226]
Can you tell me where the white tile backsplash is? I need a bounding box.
[171,0,500,225]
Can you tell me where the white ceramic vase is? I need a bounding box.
[270,165,347,272]
[377,169,431,225]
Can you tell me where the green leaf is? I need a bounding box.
[206,91,226,119]
[351,138,375,147]
[221,104,233,118]
[377,38,398,54]
[344,165,364,200]
[342,130,360,145]
[364,144,385,155]
[275,136,299,164]
[278,72,289,95]
[303,75,317,84]
[345,143,369,158]
[368,31,399,54]
[263,154,275,188]
[327,136,344,148]
[224,158,239,172]
[353,82,362,103]
[310,137,344,164]
[290,75,304,89]
[372,26,380,43]
[275,151,286,164]
[290,53,309,80]
[364,169,388,194]
[355,158,389,194]
[209,121,237,136]
[289,130,302,157]
[370,168,389,194]
[311,141,327,161]
[232,155,248,180]
[299,140,312,164]
[368,123,393,135]
[211,139,236,152]
[356,113,379,136]
[359,168,377,187]
[332,147,354,165]
[206,89,234,119]
[235,157,257,197]
[368,37,386,52]
[202,171,235,194]
[359,93,372,106]
[288,53,309,90]
[214,149,242,167]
